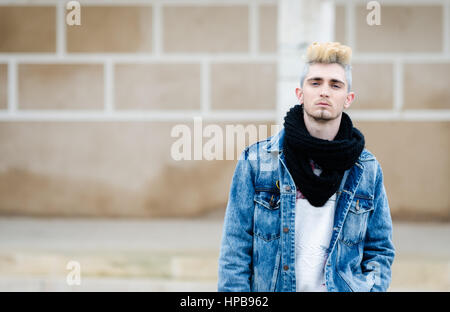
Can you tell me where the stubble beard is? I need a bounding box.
[304,106,338,123]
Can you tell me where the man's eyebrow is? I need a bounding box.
[330,79,345,85]
[306,77,323,81]
[306,77,345,85]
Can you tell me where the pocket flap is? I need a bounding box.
[348,196,374,214]
[254,192,280,210]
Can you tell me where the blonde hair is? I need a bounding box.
[300,42,353,92]
[306,42,352,66]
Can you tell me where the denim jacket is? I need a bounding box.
[218,128,395,292]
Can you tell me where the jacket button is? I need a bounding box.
[283,265,289,271]
[283,227,289,233]
[285,185,291,192]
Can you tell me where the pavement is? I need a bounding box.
[0,216,448,291]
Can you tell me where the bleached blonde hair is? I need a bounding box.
[300,42,353,92]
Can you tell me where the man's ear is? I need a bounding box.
[344,92,355,109]
[295,87,304,104]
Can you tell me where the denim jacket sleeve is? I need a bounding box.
[218,148,255,291]
[361,161,396,291]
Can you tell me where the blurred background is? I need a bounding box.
[0,0,448,291]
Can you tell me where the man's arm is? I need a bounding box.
[361,161,396,292]
[218,147,255,292]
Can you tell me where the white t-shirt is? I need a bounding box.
[295,161,336,292]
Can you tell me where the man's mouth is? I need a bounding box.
[316,102,331,106]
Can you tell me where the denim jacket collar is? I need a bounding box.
[263,128,284,153]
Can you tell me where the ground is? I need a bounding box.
[0,216,448,291]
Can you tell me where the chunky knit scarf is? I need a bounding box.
[283,104,365,207]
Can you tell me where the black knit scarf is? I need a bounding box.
[283,104,365,207]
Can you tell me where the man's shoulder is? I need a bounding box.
[249,136,273,151]
[359,148,377,162]
[358,148,383,179]
[242,136,275,158]
[246,128,285,156]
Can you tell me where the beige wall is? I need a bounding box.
[0,121,275,218]
[0,1,448,221]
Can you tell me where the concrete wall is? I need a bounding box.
[0,0,448,221]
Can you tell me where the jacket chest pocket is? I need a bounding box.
[253,191,281,242]
[340,196,374,246]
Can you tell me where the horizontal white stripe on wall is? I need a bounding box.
[0,55,278,63]
[0,110,278,122]
[0,110,449,122]
[0,0,278,6]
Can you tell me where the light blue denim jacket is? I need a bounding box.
[218,128,395,292]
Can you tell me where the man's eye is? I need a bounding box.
[311,82,319,86]
[332,85,341,88]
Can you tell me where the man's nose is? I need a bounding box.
[320,87,330,98]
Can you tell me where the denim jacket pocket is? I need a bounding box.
[253,191,281,242]
[340,195,374,247]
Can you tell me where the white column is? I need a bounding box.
[276,0,335,126]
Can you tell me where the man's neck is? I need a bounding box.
[303,113,342,141]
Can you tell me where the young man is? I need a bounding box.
[218,42,395,292]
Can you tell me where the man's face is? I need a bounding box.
[296,63,354,121]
